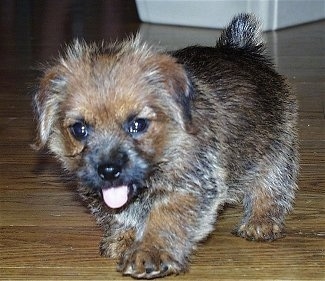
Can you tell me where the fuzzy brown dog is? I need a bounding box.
[33,14,299,279]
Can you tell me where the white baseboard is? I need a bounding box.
[136,0,325,30]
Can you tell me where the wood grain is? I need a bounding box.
[0,1,324,280]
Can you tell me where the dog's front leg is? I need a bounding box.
[100,227,135,259]
[118,192,200,279]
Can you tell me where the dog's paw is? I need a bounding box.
[233,221,285,241]
[117,244,185,279]
[100,230,135,258]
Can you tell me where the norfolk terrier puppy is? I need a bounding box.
[33,14,298,279]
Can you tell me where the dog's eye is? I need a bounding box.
[128,118,149,135]
[70,121,89,141]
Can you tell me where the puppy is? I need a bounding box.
[33,14,299,279]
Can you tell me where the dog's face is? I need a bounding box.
[34,38,193,209]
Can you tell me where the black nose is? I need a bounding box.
[98,163,122,181]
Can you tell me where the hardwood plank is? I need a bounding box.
[300,141,325,166]
[296,82,325,115]
[299,119,325,141]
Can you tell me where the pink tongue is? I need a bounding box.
[102,185,128,209]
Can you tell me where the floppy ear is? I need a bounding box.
[167,62,194,125]
[33,66,66,149]
[153,54,194,131]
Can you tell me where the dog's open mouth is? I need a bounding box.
[101,184,135,209]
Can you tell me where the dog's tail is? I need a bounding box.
[216,13,264,55]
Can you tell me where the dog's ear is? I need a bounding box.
[33,65,66,149]
[151,54,194,132]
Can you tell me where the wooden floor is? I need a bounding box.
[0,1,324,280]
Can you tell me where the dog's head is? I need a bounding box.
[34,37,194,209]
